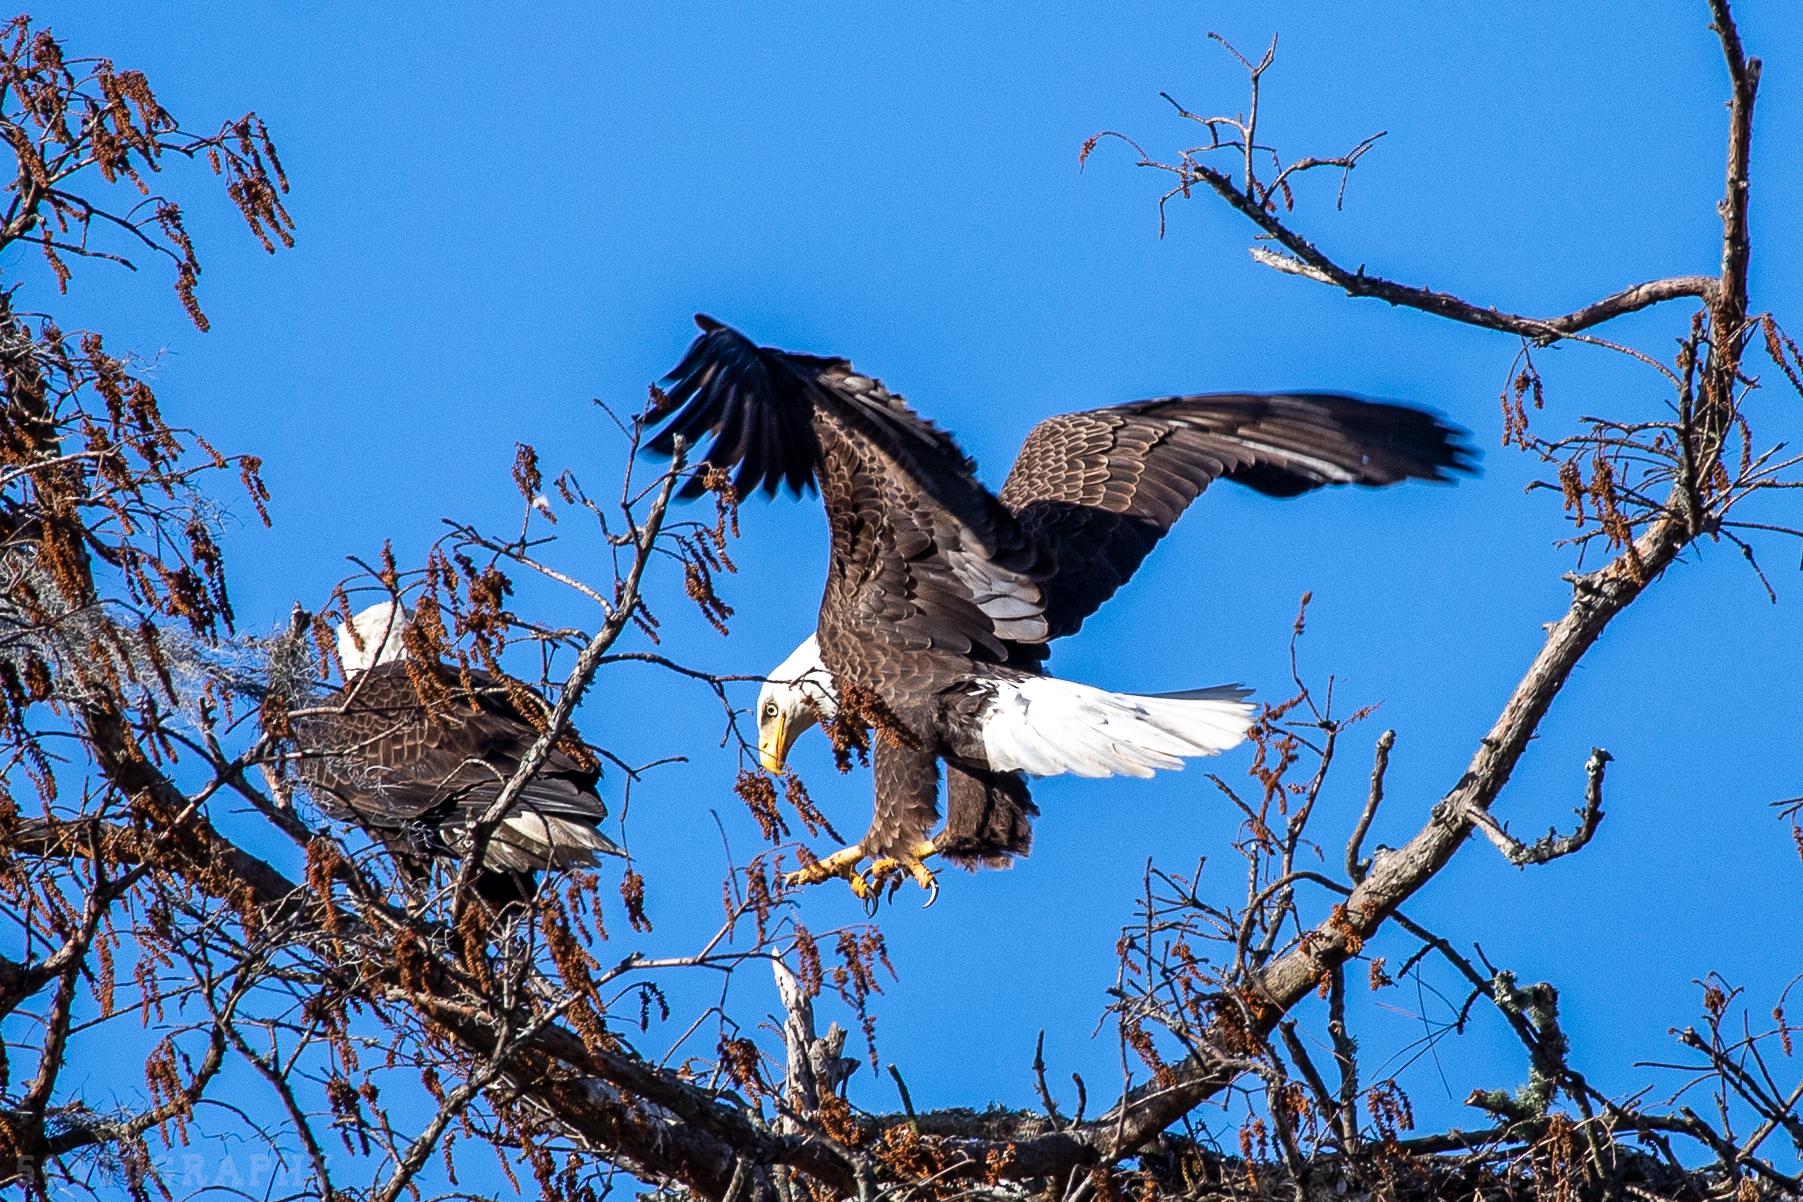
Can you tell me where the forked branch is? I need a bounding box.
[1094,32,1722,344]
[1469,747,1612,867]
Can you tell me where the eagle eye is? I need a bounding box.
[762,701,778,719]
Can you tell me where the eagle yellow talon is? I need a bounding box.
[784,844,871,893]
[784,841,939,906]
[866,841,940,907]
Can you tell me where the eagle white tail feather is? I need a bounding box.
[980,677,1254,779]
[480,813,625,872]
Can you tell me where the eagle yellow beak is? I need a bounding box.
[759,712,792,774]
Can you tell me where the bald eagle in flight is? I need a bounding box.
[290,601,623,904]
[650,317,1470,897]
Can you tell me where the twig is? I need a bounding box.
[888,1063,919,1129]
[1033,1031,1065,1127]
[1345,729,1393,883]
[1468,748,1611,867]
[451,440,686,917]
[1243,243,1716,344]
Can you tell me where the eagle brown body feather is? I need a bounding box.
[651,316,1472,873]
[292,660,613,902]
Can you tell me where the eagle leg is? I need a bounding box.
[865,839,939,907]
[784,743,943,900]
[856,742,941,904]
[784,843,873,894]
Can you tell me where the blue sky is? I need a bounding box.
[31,0,1803,1187]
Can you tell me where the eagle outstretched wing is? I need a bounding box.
[649,317,1051,655]
[999,393,1473,639]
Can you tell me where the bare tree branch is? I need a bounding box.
[1468,747,1611,867]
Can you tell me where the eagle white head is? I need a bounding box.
[756,634,839,773]
[335,600,408,678]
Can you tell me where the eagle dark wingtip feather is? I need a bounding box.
[1446,424,1482,479]
[1215,393,1480,496]
[1376,404,1481,484]
[644,317,825,499]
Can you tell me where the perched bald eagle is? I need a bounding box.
[651,317,1471,897]
[290,601,622,904]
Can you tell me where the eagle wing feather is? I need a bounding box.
[999,393,1473,639]
[650,317,1051,657]
[294,663,609,846]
